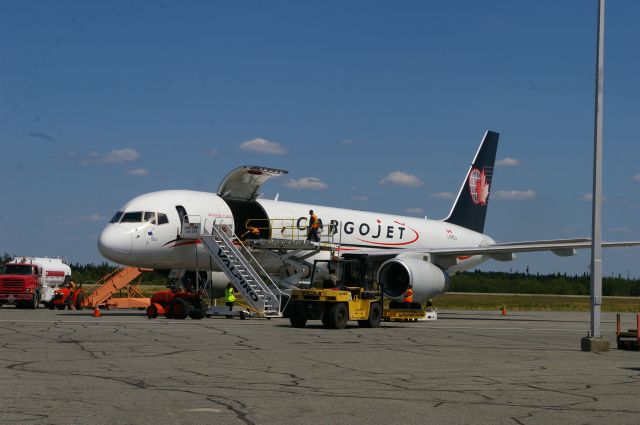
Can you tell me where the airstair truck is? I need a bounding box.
[0,257,71,309]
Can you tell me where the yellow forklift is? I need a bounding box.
[285,255,382,329]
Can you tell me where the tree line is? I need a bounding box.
[448,270,640,297]
[2,253,639,296]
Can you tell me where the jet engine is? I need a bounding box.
[208,271,230,298]
[378,258,450,302]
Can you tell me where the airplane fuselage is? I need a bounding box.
[98,189,493,274]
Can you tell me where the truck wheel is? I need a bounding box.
[189,299,208,320]
[170,298,190,320]
[324,303,348,329]
[164,303,174,319]
[29,293,39,310]
[75,293,85,311]
[289,315,307,328]
[358,302,382,328]
[287,303,306,327]
[146,304,159,319]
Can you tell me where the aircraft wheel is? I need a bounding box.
[55,304,66,310]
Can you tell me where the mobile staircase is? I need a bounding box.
[84,266,152,309]
[181,218,289,318]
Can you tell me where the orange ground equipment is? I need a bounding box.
[84,267,152,309]
[146,288,208,320]
[50,283,85,310]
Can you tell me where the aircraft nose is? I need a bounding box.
[97,225,133,263]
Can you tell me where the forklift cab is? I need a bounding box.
[309,255,377,292]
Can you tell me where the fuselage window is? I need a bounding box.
[110,211,123,223]
[158,213,169,225]
[121,212,143,223]
[144,211,157,224]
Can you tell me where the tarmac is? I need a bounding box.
[0,307,639,425]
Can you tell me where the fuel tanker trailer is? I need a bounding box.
[0,257,72,308]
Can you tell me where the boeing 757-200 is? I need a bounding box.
[97,131,640,303]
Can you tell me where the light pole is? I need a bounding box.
[582,0,608,352]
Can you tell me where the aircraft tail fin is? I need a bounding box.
[444,130,499,233]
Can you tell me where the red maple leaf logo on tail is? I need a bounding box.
[475,169,490,205]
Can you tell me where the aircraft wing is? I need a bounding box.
[217,165,288,202]
[342,238,640,264]
[428,238,640,262]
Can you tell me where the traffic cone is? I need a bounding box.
[92,306,101,318]
[501,306,507,316]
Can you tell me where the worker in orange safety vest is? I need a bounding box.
[403,285,413,307]
[306,209,320,242]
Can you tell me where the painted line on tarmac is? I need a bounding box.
[431,325,590,332]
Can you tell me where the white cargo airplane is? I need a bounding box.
[97,131,639,303]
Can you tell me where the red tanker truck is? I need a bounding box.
[0,257,72,309]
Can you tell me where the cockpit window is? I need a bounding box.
[144,211,156,224]
[112,211,168,224]
[158,213,169,225]
[121,212,143,223]
[110,211,123,223]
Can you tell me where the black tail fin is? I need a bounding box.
[444,130,499,233]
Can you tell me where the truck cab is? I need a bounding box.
[0,263,41,309]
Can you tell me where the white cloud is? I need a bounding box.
[379,171,424,187]
[405,207,424,214]
[342,139,354,145]
[581,193,608,202]
[80,214,107,222]
[632,174,640,182]
[496,157,520,166]
[206,148,219,157]
[285,177,328,190]
[609,227,630,233]
[102,148,140,164]
[127,168,149,176]
[351,195,368,201]
[493,190,536,200]
[240,138,287,155]
[429,192,455,199]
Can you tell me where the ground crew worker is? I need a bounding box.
[225,283,236,312]
[306,209,320,242]
[403,285,413,308]
[241,226,261,240]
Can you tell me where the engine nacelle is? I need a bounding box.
[208,271,229,298]
[378,258,450,302]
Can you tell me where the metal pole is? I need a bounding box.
[590,0,605,338]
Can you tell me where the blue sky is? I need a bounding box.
[1,1,639,276]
